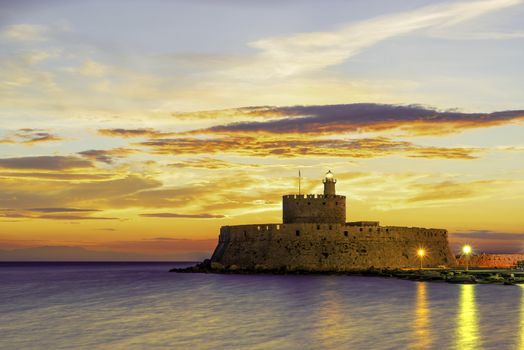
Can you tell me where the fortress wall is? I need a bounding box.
[456,254,524,268]
[282,194,346,224]
[211,223,456,271]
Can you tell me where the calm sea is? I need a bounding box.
[0,262,523,350]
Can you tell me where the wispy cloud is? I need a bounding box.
[228,0,522,78]
[138,135,480,160]
[0,208,115,221]
[169,157,260,169]
[78,148,136,164]
[140,213,225,219]
[0,129,63,144]
[0,156,92,170]
[1,24,48,41]
[98,128,175,138]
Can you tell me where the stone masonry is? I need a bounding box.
[211,171,456,271]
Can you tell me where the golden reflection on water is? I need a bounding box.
[314,279,349,348]
[413,282,432,349]
[456,284,480,350]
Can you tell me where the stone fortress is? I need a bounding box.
[211,171,456,271]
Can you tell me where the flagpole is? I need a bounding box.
[298,170,301,195]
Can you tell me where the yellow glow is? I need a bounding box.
[456,284,479,350]
[314,281,351,348]
[417,248,426,258]
[413,282,432,349]
[325,170,334,179]
[462,245,472,255]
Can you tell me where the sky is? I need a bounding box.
[0,0,523,260]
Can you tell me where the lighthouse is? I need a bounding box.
[323,170,336,195]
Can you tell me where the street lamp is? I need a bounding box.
[417,248,426,270]
[462,245,472,271]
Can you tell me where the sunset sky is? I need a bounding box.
[1,0,523,260]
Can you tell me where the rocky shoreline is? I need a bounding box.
[171,259,524,285]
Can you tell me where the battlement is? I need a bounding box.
[283,193,346,224]
[283,194,346,200]
[347,221,379,227]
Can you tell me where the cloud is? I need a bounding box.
[0,156,92,170]
[27,207,99,213]
[406,180,504,204]
[168,157,260,169]
[0,171,112,180]
[140,212,225,219]
[0,174,161,209]
[78,148,136,164]
[1,24,48,41]
[0,208,115,220]
[226,0,522,79]
[98,128,174,138]
[187,104,524,136]
[76,59,109,77]
[171,106,277,120]
[139,135,480,160]
[0,129,63,144]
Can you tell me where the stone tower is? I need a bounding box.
[282,171,346,224]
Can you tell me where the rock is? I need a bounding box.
[254,264,269,272]
[210,262,225,271]
[228,264,240,271]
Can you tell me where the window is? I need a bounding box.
[369,228,372,232]
[335,202,338,205]
[329,225,332,230]
[322,202,326,205]
[344,231,348,237]
[276,224,280,230]
[308,202,311,205]
[359,228,363,232]
[296,230,300,237]
[317,225,320,230]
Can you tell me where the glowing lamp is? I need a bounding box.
[462,245,472,271]
[417,248,426,269]
[325,170,334,179]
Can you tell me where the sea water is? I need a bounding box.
[1,262,523,350]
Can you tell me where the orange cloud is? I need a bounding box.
[181,104,524,136]
[0,156,92,170]
[140,213,225,219]
[0,208,116,220]
[98,128,175,138]
[168,157,260,169]
[138,136,480,160]
[0,129,63,145]
[78,148,137,164]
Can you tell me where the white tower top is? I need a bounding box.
[322,170,336,195]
